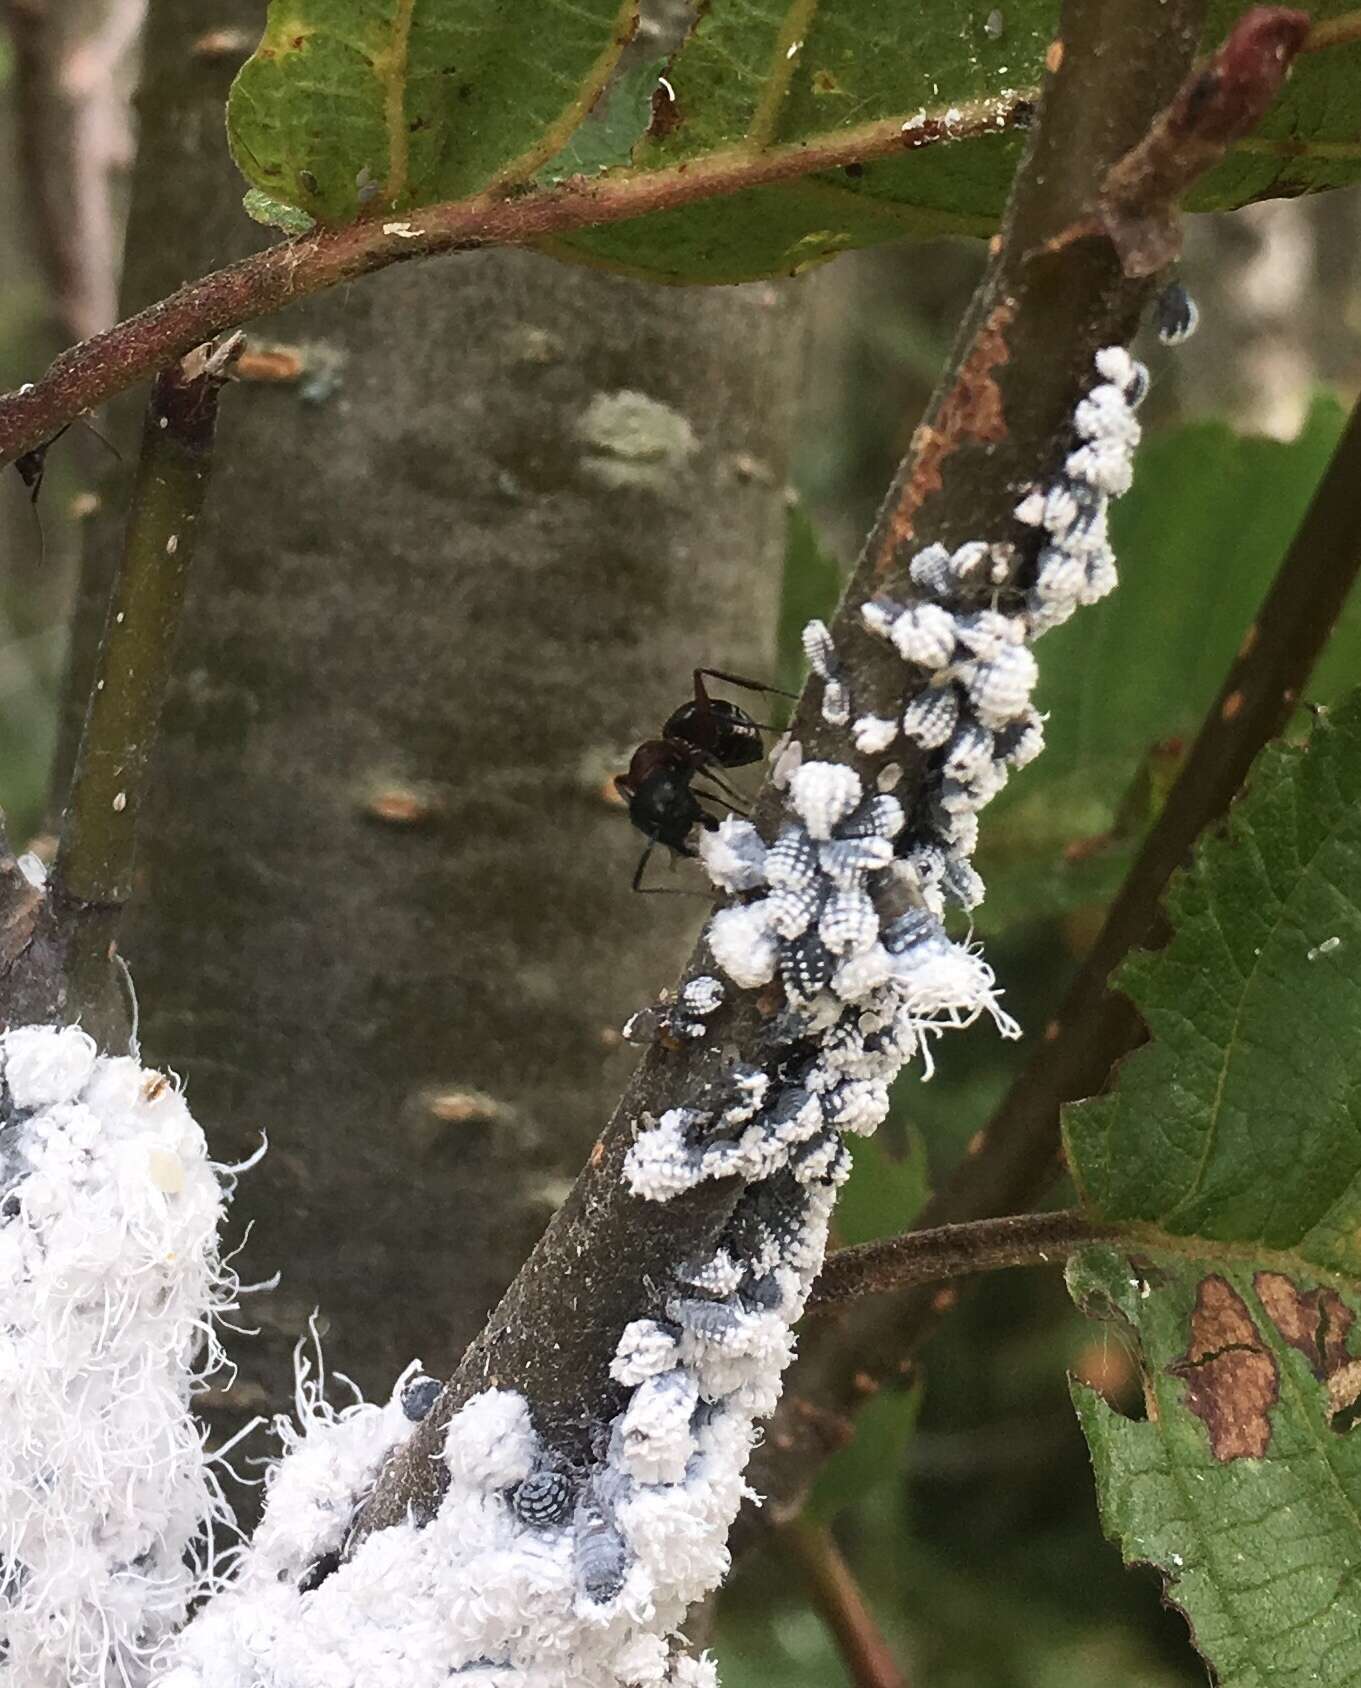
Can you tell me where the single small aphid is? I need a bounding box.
[573,1499,630,1606]
[514,1468,574,1528]
[1154,280,1199,345]
[782,929,836,1001]
[400,1374,442,1422]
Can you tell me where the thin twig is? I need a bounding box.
[781,1518,910,1688]
[0,91,1028,469]
[1097,7,1309,275]
[50,334,242,1032]
[927,382,1361,1241]
[809,1212,1114,1310]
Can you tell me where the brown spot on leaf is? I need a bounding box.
[879,299,1015,570]
[1171,1276,1278,1461]
[1254,1271,1354,1379]
[648,80,681,139]
[1221,689,1244,721]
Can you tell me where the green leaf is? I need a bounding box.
[227,0,639,223]
[975,398,1352,934]
[804,1373,922,1522]
[1064,699,1361,1683]
[1067,699,1361,1266]
[554,0,1361,283]
[242,187,317,234]
[227,3,1361,279]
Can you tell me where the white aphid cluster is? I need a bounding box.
[608,345,1146,1666]
[0,1025,234,1688]
[154,1377,725,1688]
[60,348,1149,1688]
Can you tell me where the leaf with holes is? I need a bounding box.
[1063,696,1361,1684]
[1071,1248,1361,1687]
[226,2,1361,279]
[227,0,639,224]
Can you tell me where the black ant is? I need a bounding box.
[615,668,791,893]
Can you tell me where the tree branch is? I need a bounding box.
[46,334,241,1039]
[781,1518,910,1688]
[748,240,1361,1532]
[0,92,1029,469]
[810,1212,1115,1310]
[345,0,1255,1551]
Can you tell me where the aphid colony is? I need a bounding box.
[24,345,1150,1688]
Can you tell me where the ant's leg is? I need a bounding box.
[632,839,713,896]
[631,839,658,893]
[74,414,124,465]
[694,667,798,702]
[693,758,750,806]
[693,785,749,817]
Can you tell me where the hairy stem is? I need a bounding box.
[810,1212,1115,1310]
[781,1518,910,1688]
[0,92,1026,469]
[51,336,239,1030]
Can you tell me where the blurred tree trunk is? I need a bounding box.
[53,0,803,1445]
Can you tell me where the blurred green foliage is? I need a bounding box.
[745,303,1360,1688]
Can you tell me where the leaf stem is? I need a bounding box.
[809,1212,1116,1310]
[50,335,241,1028]
[0,91,1028,471]
[781,1518,911,1688]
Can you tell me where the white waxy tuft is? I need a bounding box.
[0,1027,233,1688]
[788,762,862,840]
[852,715,898,755]
[707,903,779,988]
[699,818,767,893]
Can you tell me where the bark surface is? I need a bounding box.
[54,0,802,1437]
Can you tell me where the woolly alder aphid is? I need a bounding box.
[1154,280,1199,345]
[614,667,791,893]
